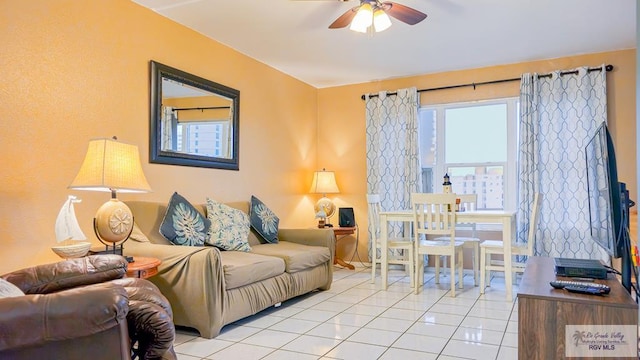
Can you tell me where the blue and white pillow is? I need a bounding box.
[205,198,251,252]
[249,195,279,244]
[160,192,211,246]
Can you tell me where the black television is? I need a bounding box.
[585,122,634,294]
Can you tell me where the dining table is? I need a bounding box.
[379,209,517,299]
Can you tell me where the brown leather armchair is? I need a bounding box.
[0,255,176,360]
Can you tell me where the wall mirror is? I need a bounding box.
[150,60,240,170]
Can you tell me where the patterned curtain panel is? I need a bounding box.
[365,87,420,260]
[518,65,608,261]
[161,106,175,151]
[221,104,234,158]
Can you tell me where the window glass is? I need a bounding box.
[445,104,507,163]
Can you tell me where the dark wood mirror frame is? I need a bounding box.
[149,60,240,170]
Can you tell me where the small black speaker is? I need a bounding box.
[338,207,355,227]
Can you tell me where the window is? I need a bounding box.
[419,98,518,211]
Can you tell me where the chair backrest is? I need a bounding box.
[366,194,382,244]
[411,193,457,244]
[525,193,543,256]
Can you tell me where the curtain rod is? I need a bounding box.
[172,106,230,112]
[360,64,614,100]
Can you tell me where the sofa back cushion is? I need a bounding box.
[126,201,262,246]
[126,201,172,245]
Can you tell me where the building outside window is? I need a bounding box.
[175,122,226,157]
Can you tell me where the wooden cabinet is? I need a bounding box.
[517,256,637,359]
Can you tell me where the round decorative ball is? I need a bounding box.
[95,199,133,243]
[314,197,336,219]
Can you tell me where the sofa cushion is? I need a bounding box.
[129,223,150,243]
[160,192,211,246]
[205,198,251,252]
[249,196,279,244]
[219,251,285,290]
[250,242,331,273]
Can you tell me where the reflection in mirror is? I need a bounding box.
[150,61,240,170]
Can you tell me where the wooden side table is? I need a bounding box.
[126,257,161,279]
[332,226,357,270]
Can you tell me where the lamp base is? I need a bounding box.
[93,198,135,261]
[94,198,134,242]
[314,197,336,219]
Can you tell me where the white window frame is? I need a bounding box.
[420,97,519,211]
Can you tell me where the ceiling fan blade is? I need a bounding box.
[381,2,427,25]
[329,6,359,28]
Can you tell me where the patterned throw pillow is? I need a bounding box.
[249,195,279,244]
[0,278,24,298]
[160,192,211,246]
[205,198,251,252]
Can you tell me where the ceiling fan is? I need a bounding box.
[326,0,427,32]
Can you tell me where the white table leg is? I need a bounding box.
[503,215,515,302]
[380,213,389,290]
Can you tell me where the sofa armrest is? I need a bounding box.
[124,241,220,269]
[124,241,226,339]
[0,283,129,352]
[279,228,334,248]
[1,255,128,294]
[279,228,335,261]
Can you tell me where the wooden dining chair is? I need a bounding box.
[434,193,481,286]
[479,193,543,301]
[411,193,464,297]
[367,194,414,288]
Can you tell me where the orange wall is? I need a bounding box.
[0,0,319,273]
[0,1,635,273]
[318,50,637,261]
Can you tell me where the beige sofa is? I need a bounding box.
[123,201,334,339]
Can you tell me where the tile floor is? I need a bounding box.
[173,267,519,360]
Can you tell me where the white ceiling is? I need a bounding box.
[132,0,636,88]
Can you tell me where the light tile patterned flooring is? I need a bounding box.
[173,267,519,360]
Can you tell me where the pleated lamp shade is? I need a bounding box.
[309,169,339,195]
[69,138,151,193]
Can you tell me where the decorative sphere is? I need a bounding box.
[95,199,133,243]
[314,198,336,218]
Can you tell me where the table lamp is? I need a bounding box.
[309,168,339,227]
[68,137,151,255]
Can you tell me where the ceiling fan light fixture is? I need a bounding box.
[349,2,373,33]
[373,8,391,32]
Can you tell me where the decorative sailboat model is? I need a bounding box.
[51,195,92,259]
